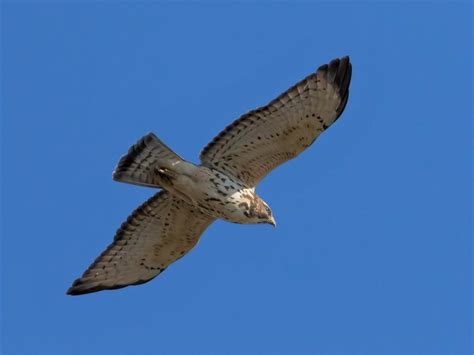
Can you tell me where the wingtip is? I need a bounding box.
[66,287,80,296]
[66,271,161,296]
[319,55,351,76]
[334,56,352,118]
[316,55,352,120]
[66,286,110,296]
[66,275,107,296]
[317,55,351,71]
[66,278,90,296]
[66,281,115,296]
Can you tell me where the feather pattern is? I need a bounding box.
[200,56,352,187]
[67,191,214,295]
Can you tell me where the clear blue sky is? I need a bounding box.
[2,2,472,354]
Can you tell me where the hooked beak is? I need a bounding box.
[269,216,276,228]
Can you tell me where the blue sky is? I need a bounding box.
[2,2,472,354]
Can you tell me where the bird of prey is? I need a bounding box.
[67,56,352,295]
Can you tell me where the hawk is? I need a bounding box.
[67,56,352,295]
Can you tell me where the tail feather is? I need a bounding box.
[113,133,183,188]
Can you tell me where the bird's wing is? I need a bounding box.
[200,56,352,187]
[67,191,214,295]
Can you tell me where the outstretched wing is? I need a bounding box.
[67,191,214,295]
[200,56,352,187]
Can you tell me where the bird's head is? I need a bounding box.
[251,199,276,227]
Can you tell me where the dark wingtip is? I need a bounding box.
[66,280,129,296]
[66,278,95,296]
[318,56,351,87]
[335,56,352,118]
[66,286,84,296]
[335,56,352,94]
[318,56,352,120]
[66,273,161,296]
[66,284,120,296]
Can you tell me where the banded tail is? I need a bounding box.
[113,133,184,188]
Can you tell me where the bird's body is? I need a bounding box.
[146,158,272,225]
[68,56,352,295]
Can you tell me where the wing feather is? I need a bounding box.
[67,191,214,295]
[200,56,352,187]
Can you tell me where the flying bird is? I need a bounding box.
[67,56,352,295]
